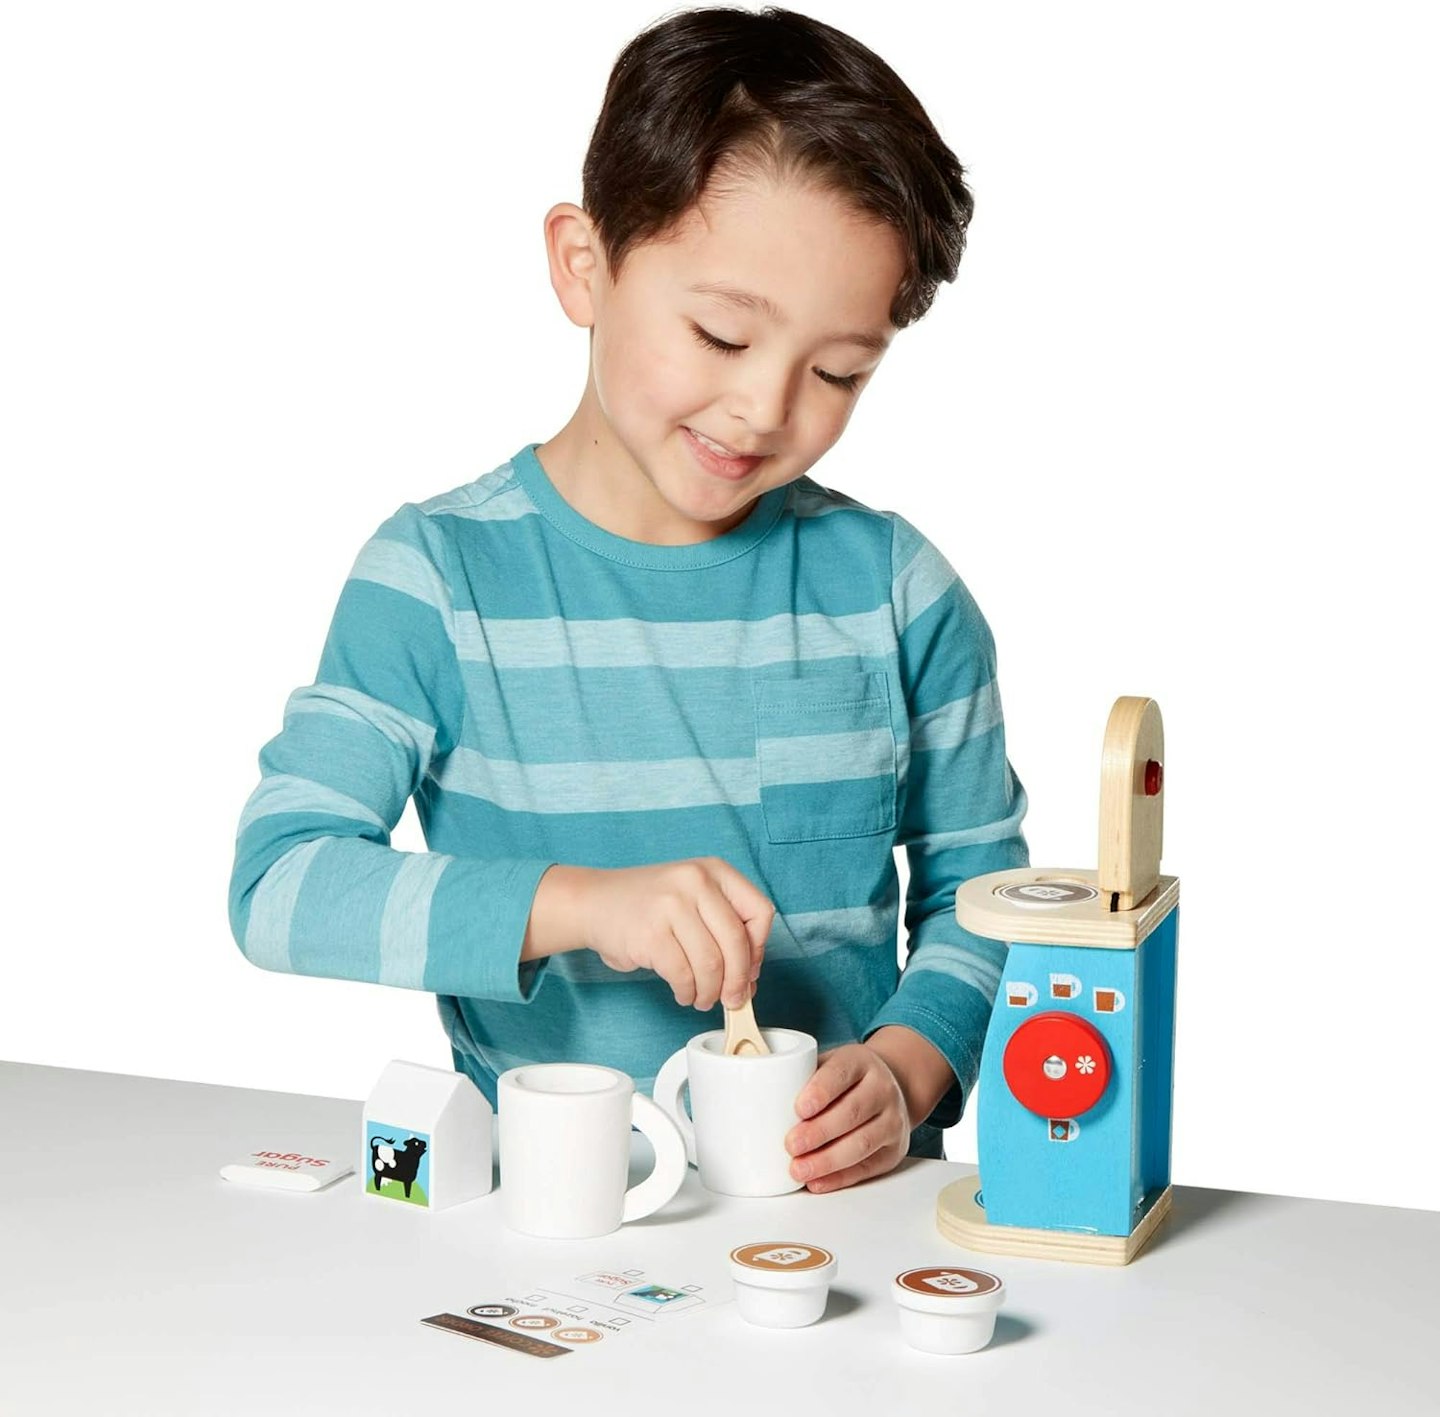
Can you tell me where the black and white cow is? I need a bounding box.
[369,1135,427,1198]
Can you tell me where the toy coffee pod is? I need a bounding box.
[893,1267,1006,1354]
[729,1242,838,1328]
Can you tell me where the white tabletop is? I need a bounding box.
[2,1060,1436,1415]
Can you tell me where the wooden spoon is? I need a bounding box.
[723,994,771,1056]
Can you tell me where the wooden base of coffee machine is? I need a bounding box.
[936,1173,1173,1266]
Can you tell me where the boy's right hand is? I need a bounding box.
[537,859,774,1011]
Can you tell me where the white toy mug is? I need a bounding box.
[497,1064,687,1238]
[652,1028,817,1196]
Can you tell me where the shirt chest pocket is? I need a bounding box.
[751,671,898,843]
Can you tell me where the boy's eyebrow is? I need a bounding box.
[687,281,891,355]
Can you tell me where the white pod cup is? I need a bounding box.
[653,1028,817,1196]
[729,1242,838,1328]
[893,1267,1006,1354]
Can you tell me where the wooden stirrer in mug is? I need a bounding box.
[723,994,771,1057]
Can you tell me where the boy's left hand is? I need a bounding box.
[784,1044,911,1193]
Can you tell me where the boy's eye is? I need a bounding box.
[688,323,862,392]
[690,324,745,355]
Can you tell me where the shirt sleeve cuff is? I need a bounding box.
[423,856,558,1004]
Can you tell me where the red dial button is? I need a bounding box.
[1002,1012,1112,1117]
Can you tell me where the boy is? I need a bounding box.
[229,5,1028,1194]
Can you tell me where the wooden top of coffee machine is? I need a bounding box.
[955,697,1178,951]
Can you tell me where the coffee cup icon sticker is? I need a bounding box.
[555,1327,603,1344]
[896,1267,1002,1299]
[754,1247,812,1266]
[996,881,1099,907]
[1006,981,1038,1008]
[733,1242,834,1273]
[1094,987,1126,1013]
[1049,1119,1080,1143]
[1050,973,1082,1000]
[923,1271,983,1295]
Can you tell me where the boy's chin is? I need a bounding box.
[649,489,756,540]
[675,479,762,516]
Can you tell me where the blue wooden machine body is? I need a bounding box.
[974,909,1178,1237]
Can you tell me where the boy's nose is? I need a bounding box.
[725,367,794,437]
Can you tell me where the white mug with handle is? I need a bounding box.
[653,1027,818,1197]
[498,1063,688,1238]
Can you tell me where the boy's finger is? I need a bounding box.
[786,1079,877,1159]
[695,882,755,1009]
[669,910,725,1011]
[794,1047,864,1120]
[788,1112,885,1184]
[708,858,775,959]
[652,931,697,1008]
[803,1147,896,1195]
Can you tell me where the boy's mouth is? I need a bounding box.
[682,426,769,479]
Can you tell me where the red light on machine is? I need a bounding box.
[1002,1012,1112,1118]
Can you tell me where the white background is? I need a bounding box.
[2,2,1434,1212]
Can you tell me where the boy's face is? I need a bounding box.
[547,170,906,542]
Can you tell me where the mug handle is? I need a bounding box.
[621,1093,689,1223]
[651,1046,698,1167]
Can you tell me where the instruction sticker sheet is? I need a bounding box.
[423,1260,730,1359]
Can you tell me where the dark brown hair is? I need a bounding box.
[580,5,974,330]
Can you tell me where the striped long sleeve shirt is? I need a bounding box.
[228,442,1029,1151]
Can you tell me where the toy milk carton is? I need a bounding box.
[363,1059,493,1210]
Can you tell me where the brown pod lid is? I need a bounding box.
[895,1266,1003,1299]
[731,1242,835,1273]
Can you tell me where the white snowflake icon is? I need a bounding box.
[1075,1055,1096,1074]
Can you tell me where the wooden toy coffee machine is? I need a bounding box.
[937,696,1179,1264]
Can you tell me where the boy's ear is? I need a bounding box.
[543,202,603,330]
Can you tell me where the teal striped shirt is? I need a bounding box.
[229,442,1029,1142]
